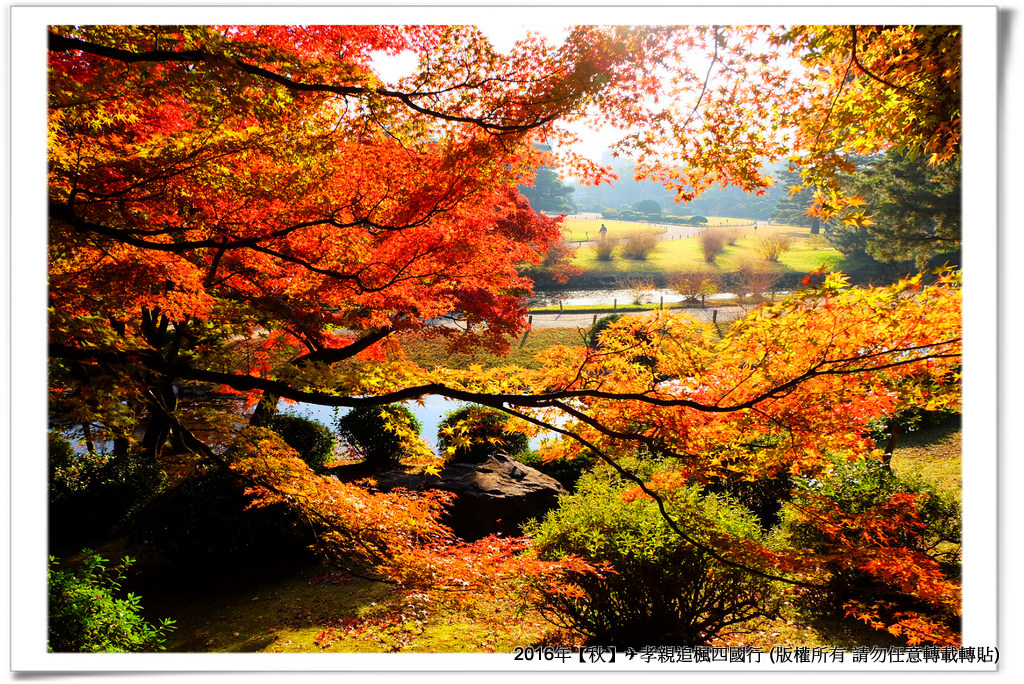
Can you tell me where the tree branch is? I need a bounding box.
[849,26,941,103]
[48,31,561,135]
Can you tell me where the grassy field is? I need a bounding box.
[560,218,665,242]
[396,327,585,370]
[560,216,753,242]
[563,219,857,275]
[889,420,962,499]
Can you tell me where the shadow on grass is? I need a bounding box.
[149,563,397,653]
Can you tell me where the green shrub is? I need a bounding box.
[436,405,529,463]
[335,404,423,468]
[525,458,780,646]
[48,551,175,652]
[869,408,961,445]
[48,434,164,547]
[601,207,621,220]
[266,413,335,472]
[781,457,961,557]
[633,199,661,215]
[586,313,625,349]
[516,449,597,491]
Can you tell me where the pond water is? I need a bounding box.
[530,288,735,308]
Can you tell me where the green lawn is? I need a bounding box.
[566,221,852,275]
[397,327,585,370]
[560,216,754,243]
[560,218,666,242]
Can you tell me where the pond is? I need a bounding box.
[530,288,736,308]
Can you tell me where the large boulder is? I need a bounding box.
[374,453,566,540]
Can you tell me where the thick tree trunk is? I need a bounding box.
[882,423,904,467]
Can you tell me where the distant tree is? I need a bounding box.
[633,199,662,215]
[771,167,817,230]
[840,151,961,268]
[520,165,577,214]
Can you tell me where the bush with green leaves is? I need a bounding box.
[633,199,661,215]
[781,457,961,561]
[436,405,529,463]
[335,403,423,468]
[516,449,597,491]
[48,433,164,547]
[525,458,780,646]
[265,413,335,472]
[129,468,315,576]
[586,313,625,350]
[48,551,175,652]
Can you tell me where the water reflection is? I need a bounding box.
[530,289,735,308]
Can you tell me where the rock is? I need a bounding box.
[374,453,566,540]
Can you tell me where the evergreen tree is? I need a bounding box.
[770,167,817,229]
[849,151,960,268]
[520,165,577,214]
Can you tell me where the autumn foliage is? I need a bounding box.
[46,23,963,648]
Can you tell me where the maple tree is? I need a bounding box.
[47,24,963,646]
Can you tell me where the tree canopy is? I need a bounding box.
[833,151,961,268]
[46,23,965,647]
[519,164,578,215]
